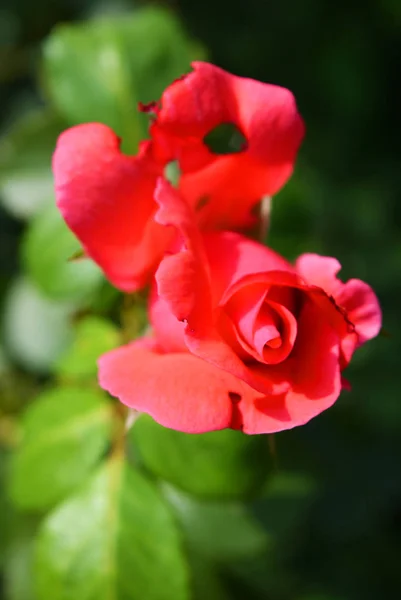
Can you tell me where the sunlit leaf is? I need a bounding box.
[2,278,74,373]
[0,110,65,220]
[55,316,120,381]
[10,387,113,510]
[189,552,231,600]
[3,515,38,600]
[130,415,273,500]
[22,203,103,302]
[35,457,190,600]
[164,484,270,562]
[43,7,204,152]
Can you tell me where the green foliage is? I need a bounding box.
[189,553,230,600]
[55,316,120,381]
[0,110,65,220]
[164,484,270,562]
[0,450,10,567]
[3,516,38,600]
[131,415,273,500]
[3,278,74,373]
[10,387,113,510]
[35,457,190,600]
[22,203,103,302]
[42,6,203,152]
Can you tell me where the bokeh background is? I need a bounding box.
[0,1,400,599]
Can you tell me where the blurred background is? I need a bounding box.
[0,1,400,599]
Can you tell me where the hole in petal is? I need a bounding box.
[203,122,247,155]
[164,160,181,188]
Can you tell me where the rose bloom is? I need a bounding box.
[98,180,382,434]
[53,62,304,292]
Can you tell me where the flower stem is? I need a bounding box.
[267,434,279,470]
[259,195,272,242]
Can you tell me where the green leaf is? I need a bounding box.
[164,484,270,562]
[3,515,39,600]
[3,278,74,373]
[130,415,273,500]
[42,7,203,152]
[251,471,317,546]
[189,553,230,600]
[0,110,65,220]
[22,203,103,302]
[297,595,347,600]
[0,449,10,568]
[10,387,113,511]
[55,316,120,381]
[35,458,190,600]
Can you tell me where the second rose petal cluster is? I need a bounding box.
[53,62,382,434]
[54,62,304,291]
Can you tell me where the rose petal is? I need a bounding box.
[253,322,281,351]
[223,285,297,365]
[149,287,187,353]
[295,253,342,294]
[150,230,294,355]
[255,300,298,364]
[239,300,341,433]
[222,269,352,344]
[98,340,259,433]
[203,231,294,304]
[154,180,279,395]
[53,123,168,291]
[336,278,382,345]
[154,179,214,332]
[149,61,305,229]
[180,157,294,230]
[224,284,268,354]
[295,253,381,358]
[335,278,382,365]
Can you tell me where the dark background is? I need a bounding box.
[0,1,400,599]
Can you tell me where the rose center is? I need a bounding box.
[223,285,299,366]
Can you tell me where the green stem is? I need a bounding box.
[259,195,272,242]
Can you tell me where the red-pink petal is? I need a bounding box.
[239,300,342,433]
[223,284,297,365]
[296,253,381,356]
[149,288,187,353]
[53,123,168,291]
[255,300,298,364]
[154,181,279,395]
[150,230,295,356]
[203,231,295,304]
[222,269,352,345]
[154,61,304,169]
[224,284,268,353]
[149,61,305,229]
[98,341,258,433]
[154,179,214,332]
[295,253,342,295]
[180,157,294,230]
[336,278,382,344]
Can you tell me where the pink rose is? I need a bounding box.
[99,180,381,434]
